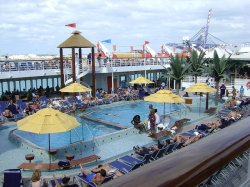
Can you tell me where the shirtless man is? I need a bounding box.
[80,164,107,185]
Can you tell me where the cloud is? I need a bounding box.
[0,0,249,54]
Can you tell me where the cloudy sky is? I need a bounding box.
[0,0,249,55]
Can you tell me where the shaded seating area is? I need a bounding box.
[18,154,100,171]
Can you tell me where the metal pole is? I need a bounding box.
[72,48,76,82]
[59,48,64,98]
[91,47,96,97]
[48,134,51,170]
[70,130,72,144]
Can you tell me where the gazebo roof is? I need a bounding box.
[57,30,95,48]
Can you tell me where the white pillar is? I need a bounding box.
[174,80,176,90]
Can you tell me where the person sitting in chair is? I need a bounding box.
[131,115,146,133]
[79,164,107,185]
[2,108,13,119]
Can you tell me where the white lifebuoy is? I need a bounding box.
[246,82,250,89]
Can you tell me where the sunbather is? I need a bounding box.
[133,146,151,156]
[2,108,13,119]
[183,134,203,146]
[79,164,107,185]
[90,164,123,178]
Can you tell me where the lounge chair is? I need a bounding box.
[3,169,23,187]
[119,155,144,166]
[165,143,176,155]
[135,152,153,164]
[108,160,141,174]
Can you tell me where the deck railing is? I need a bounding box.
[0,57,170,73]
[103,117,250,187]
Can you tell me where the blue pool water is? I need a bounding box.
[14,118,119,149]
[88,101,183,127]
[14,101,183,149]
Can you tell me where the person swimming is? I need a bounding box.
[105,113,118,116]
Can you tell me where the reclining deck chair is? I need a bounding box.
[3,169,23,187]
[119,155,144,166]
[108,160,141,174]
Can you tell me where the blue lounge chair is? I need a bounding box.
[108,160,141,174]
[119,155,144,166]
[3,169,23,187]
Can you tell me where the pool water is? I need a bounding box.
[88,101,183,127]
[14,101,183,149]
[14,118,119,149]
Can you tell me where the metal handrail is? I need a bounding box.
[0,57,170,73]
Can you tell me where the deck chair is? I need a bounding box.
[3,169,23,187]
[135,152,153,164]
[173,142,184,150]
[119,155,144,166]
[108,160,141,174]
[165,143,176,155]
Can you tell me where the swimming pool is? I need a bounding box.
[88,101,183,127]
[14,118,119,149]
[13,101,183,149]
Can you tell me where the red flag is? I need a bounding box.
[144,41,150,44]
[65,23,76,28]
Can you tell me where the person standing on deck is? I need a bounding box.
[240,85,244,98]
[149,109,156,134]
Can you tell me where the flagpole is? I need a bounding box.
[144,44,146,77]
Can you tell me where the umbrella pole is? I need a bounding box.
[206,93,209,110]
[199,94,201,116]
[82,124,84,141]
[48,134,51,170]
[164,103,166,118]
[70,130,72,144]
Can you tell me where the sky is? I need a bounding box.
[0,0,249,55]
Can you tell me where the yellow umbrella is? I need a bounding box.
[17,108,80,167]
[144,89,184,116]
[60,82,91,93]
[184,82,216,113]
[185,83,216,93]
[129,76,154,84]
